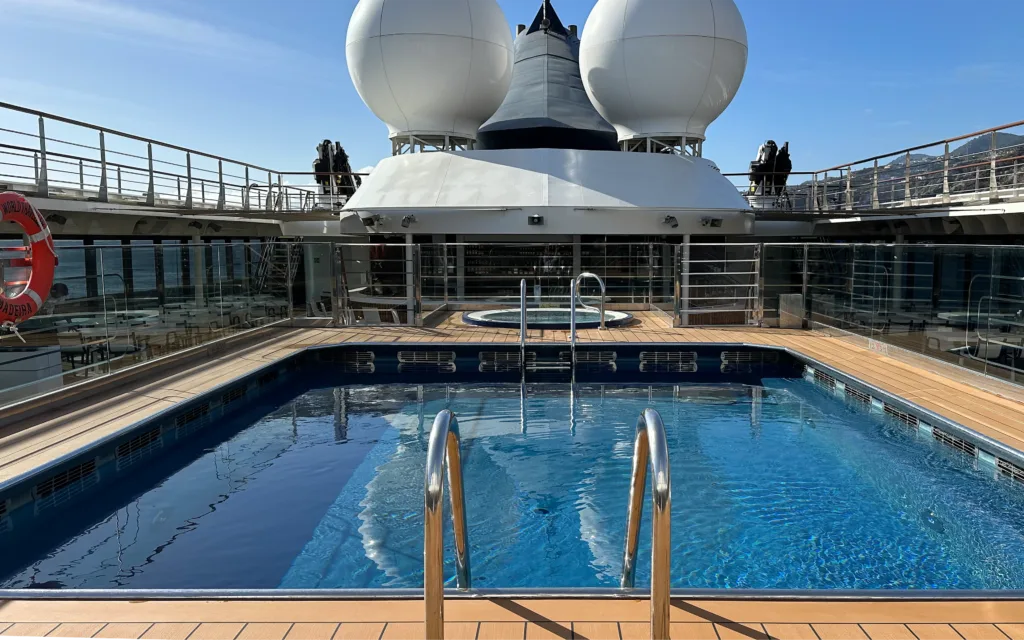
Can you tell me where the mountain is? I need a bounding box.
[950,132,1024,158]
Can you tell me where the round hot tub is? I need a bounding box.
[462,308,633,329]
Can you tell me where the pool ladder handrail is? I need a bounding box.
[574,272,607,331]
[622,408,672,640]
[520,279,527,378]
[424,409,471,640]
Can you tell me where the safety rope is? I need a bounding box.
[1,321,26,343]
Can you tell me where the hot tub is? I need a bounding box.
[462,308,633,329]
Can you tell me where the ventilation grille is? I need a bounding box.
[479,351,522,373]
[721,351,780,364]
[116,427,163,471]
[566,351,617,373]
[35,459,98,512]
[640,351,697,373]
[933,428,977,457]
[812,369,837,391]
[221,386,246,406]
[884,404,920,428]
[846,386,870,404]
[721,350,780,373]
[0,500,8,534]
[337,351,375,374]
[398,351,456,374]
[175,401,212,439]
[998,459,1024,484]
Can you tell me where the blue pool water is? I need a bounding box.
[4,379,1024,590]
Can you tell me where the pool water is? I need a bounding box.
[4,380,1024,590]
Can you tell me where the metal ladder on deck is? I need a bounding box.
[423,406,672,640]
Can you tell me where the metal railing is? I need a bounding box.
[621,408,672,640]
[424,409,471,640]
[574,272,607,330]
[730,119,1024,214]
[0,102,367,215]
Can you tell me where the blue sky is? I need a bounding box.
[1,0,1021,180]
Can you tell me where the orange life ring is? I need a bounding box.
[0,193,57,325]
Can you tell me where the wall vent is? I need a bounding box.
[479,351,522,373]
[0,500,8,534]
[337,351,375,374]
[640,351,697,373]
[398,351,456,374]
[998,459,1024,484]
[933,428,977,458]
[221,386,246,406]
[812,369,837,391]
[566,351,617,373]
[884,404,920,428]
[116,428,163,471]
[34,459,98,512]
[845,386,870,404]
[721,351,780,364]
[175,402,212,439]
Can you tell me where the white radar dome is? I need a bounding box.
[346,0,515,142]
[579,0,748,142]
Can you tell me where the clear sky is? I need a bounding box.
[1,0,1021,180]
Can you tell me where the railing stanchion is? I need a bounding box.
[98,131,108,202]
[217,160,226,210]
[424,410,471,640]
[244,166,250,209]
[943,142,951,203]
[622,408,671,640]
[184,152,193,208]
[990,130,999,201]
[871,159,879,209]
[903,151,911,206]
[146,143,155,206]
[36,116,48,196]
[78,159,84,192]
[845,166,853,211]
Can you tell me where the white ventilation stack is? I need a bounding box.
[579,0,748,156]
[346,0,515,155]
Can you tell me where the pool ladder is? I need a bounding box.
[424,407,671,640]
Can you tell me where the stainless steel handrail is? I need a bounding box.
[520,278,527,349]
[574,272,607,330]
[622,408,672,640]
[424,409,471,640]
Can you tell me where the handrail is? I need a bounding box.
[574,272,607,330]
[622,408,672,640]
[520,278,527,349]
[569,280,578,351]
[424,409,471,640]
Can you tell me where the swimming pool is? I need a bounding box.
[3,372,1024,591]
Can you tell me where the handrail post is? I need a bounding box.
[990,130,999,201]
[903,151,911,206]
[243,166,250,209]
[146,143,155,206]
[520,278,527,348]
[217,160,226,210]
[871,159,879,209]
[36,116,48,196]
[570,280,577,347]
[574,272,607,330]
[185,152,193,208]
[844,167,853,211]
[942,142,951,203]
[425,410,471,640]
[98,131,109,202]
[621,408,672,640]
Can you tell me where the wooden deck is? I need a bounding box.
[3,311,1021,485]
[4,598,1024,639]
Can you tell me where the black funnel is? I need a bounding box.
[477,1,619,152]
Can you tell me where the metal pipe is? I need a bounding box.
[574,272,607,330]
[569,280,577,346]
[424,409,471,640]
[621,408,672,640]
[520,278,527,349]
